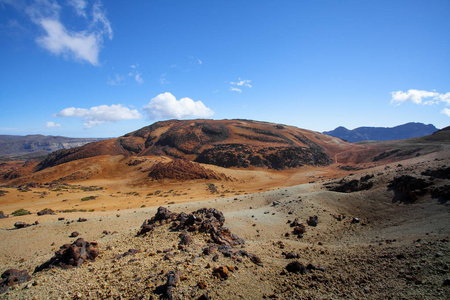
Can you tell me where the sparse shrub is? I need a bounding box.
[167,201,175,205]
[88,209,95,212]
[141,205,146,208]
[11,208,31,216]
[81,196,97,201]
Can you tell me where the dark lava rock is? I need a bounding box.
[77,218,87,222]
[0,269,31,293]
[307,215,318,226]
[163,271,180,300]
[286,261,307,274]
[248,253,262,265]
[431,185,450,202]
[116,249,141,259]
[198,293,211,300]
[292,224,306,235]
[37,209,55,216]
[422,166,450,179]
[14,222,29,229]
[203,244,217,256]
[164,253,175,261]
[70,231,79,237]
[388,175,432,201]
[0,212,8,219]
[138,224,154,235]
[34,238,99,272]
[351,217,360,224]
[284,252,300,259]
[179,232,193,247]
[290,218,300,227]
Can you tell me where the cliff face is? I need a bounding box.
[0,135,104,159]
[36,119,355,171]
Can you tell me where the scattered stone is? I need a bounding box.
[0,212,7,219]
[0,269,32,294]
[14,222,29,229]
[197,281,207,289]
[161,270,179,300]
[307,216,318,226]
[116,249,141,259]
[70,231,79,238]
[213,266,229,279]
[164,253,175,261]
[284,252,299,259]
[351,217,360,224]
[58,217,65,221]
[37,208,55,216]
[285,261,307,274]
[293,224,306,235]
[197,293,211,300]
[77,218,87,222]
[34,238,99,272]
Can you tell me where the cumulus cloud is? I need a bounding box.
[442,108,450,117]
[143,92,214,120]
[45,121,61,128]
[391,89,450,118]
[134,72,143,84]
[4,0,112,66]
[230,78,252,92]
[391,89,450,106]
[56,104,142,128]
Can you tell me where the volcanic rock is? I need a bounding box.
[307,216,318,226]
[34,238,99,272]
[0,269,32,293]
[285,261,308,274]
[212,266,229,279]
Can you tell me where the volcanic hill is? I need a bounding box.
[34,119,357,172]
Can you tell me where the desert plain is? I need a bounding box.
[0,120,449,299]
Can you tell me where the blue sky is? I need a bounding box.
[0,0,449,138]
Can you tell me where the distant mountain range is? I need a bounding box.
[323,122,439,143]
[0,135,104,159]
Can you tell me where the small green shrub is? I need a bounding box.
[81,196,97,201]
[11,208,30,216]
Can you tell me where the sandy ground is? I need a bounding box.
[0,152,449,299]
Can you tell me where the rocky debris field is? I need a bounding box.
[0,155,449,299]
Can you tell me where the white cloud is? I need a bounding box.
[4,0,113,66]
[160,73,169,85]
[68,0,87,18]
[46,121,61,128]
[442,108,450,117]
[135,72,143,84]
[56,104,142,128]
[143,92,214,120]
[230,78,252,92]
[390,89,450,106]
[231,78,252,88]
[106,73,125,86]
[37,18,100,65]
[197,58,203,65]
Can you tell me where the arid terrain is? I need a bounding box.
[0,120,449,299]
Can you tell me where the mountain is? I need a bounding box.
[323,122,439,143]
[36,119,356,172]
[0,135,105,159]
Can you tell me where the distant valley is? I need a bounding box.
[0,135,104,160]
